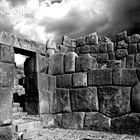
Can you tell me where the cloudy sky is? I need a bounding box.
[0,0,140,44]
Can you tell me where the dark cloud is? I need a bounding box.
[5,0,28,7]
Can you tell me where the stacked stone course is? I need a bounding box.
[40,31,140,135]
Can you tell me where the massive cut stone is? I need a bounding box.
[107,42,114,52]
[116,31,127,41]
[111,113,140,134]
[84,112,111,131]
[64,52,78,73]
[48,53,64,75]
[62,112,85,129]
[0,88,13,126]
[113,69,138,86]
[106,60,123,69]
[98,86,131,118]
[0,44,14,63]
[117,40,128,49]
[62,35,76,47]
[59,45,75,54]
[41,114,62,128]
[108,52,115,60]
[55,88,71,113]
[86,32,98,45]
[0,62,14,87]
[131,34,140,43]
[97,53,108,63]
[99,43,107,53]
[126,54,134,68]
[73,72,87,87]
[56,74,72,88]
[69,87,98,112]
[76,54,97,72]
[115,49,128,59]
[128,43,137,54]
[76,37,86,47]
[88,69,112,86]
[135,53,140,68]
[131,83,140,112]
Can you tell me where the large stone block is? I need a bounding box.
[108,52,115,60]
[99,43,107,53]
[0,44,14,63]
[106,60,123,69]
[64,52,78,73]
[98,86,131,118]
[55,88,71,113]
[59,45,75,53]
[85,32,98,45]
[76,37,86,47]
[117,40,128,49]
[113,69,138,86]
[0,125,14,140]
[73,72,87,87]
[126,54,134,68]
[131,34,140,43]
[62,35,76,47]
[128,43,137,54]
[0,88,13,126]
[76,54,97,72]
[88,69,112,86]
[115,49,128,59]
[41,114,62,128]
[56,74,72,88]
[131,83,140,112]
[107,42,114,52]
[48,53,64,75]
[84,112,111,131]
[116,31,127,41]
[97,53,108,63]
[111,113,140,134]
[62,112,85,129]
[135,53,140,68]
[70,87,98,112]
[0,62,14,87]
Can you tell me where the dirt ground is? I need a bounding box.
[38,128,140,140]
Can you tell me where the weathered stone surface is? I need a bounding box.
[0,45,14,63]
[117,40,128,49]
[88,69,112,86]
[0,62,14,87]
[137,43,140,53]
[76,54,97,72]
[131,34,140,43]
[22,131,39,140]
[126,36,132,44]
[24,55,36,75]
[97,53,108,63]
[126,55,134,68]
[113,69,138,86]
[0,125,14,140]
[59,45,75,53]
[41,114,62,128]
[76,37,86,47]
[107,42,114,52]
[48,53,64,75]
[135,53,140,68]
[99,43,107,53]
[108,52,115,60]
[64,52,78,73]
[106,60,122,69]
[70,87,98,112]
[46,39,56,49]
[73,72,87,87]
[62,35,76,47]
[55,88,71,113]
[97,63,107,69]
[84,112,111,131]
[56,74,72,88]
[98,86,131,118]
[131,83,140,112]
[128,43,137,54]
[116,31,127,41]
[115,49,128,59]
[0,88,13,126]
[86,32,98,45]
[111,113,140,134]
[39,90,54,114]
[62,112,85,129]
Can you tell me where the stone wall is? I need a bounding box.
[40,31,140,135]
